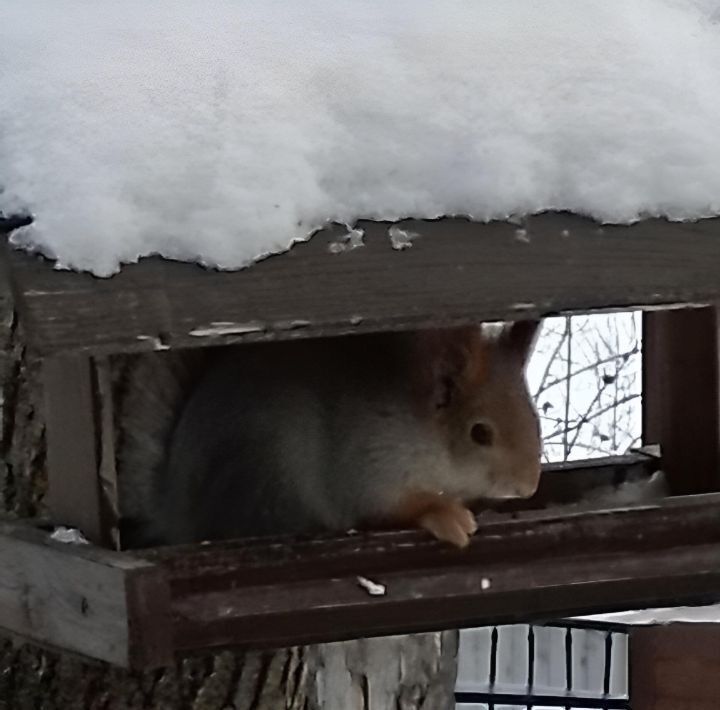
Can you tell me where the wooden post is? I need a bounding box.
[43,355,118,546]
[643,307,720,494]
[631,624,720,710]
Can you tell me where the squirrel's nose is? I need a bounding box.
[491,473,540,500]
[513,468,541,498]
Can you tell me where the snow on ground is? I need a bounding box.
[2,1,720,276]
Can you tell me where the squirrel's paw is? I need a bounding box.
[418,499,478,548]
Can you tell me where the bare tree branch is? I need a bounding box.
[534,347,639,397]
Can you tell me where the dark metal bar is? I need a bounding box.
[566,626,573,694]
[527,624,535,689]
[643,307,720,494]
[603,631,613,696]
[527,624,535,710]
[489,626,499,687]
[455,692,630,709]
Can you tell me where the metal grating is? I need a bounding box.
[455,621,630,710]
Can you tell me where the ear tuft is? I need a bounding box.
[501,319,542,366]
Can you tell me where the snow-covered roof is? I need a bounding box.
[2,0,720,276]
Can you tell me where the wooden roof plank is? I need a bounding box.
[4,212,720,356]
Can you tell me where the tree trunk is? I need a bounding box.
[0,282,458,710]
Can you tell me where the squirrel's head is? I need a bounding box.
[416,320,543,501]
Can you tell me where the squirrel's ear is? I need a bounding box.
[436,327,492,400]
[426,333,468,408]
[500,319,542,367]
[415,328,487,408]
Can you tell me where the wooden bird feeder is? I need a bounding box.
[2,212,720,669]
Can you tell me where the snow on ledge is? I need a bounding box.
[577,605,720,626]
[2,0,720,276]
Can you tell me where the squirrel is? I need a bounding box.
[117,320,542,549]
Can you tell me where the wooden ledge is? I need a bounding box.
[4,487,720,669]
[142,493,720,655]
[0,521,171,669]
[3,213,720,356]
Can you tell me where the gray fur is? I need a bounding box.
[156,334,433,542]
[118,324,541,547]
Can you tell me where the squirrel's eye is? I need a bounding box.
[470,421,494,446]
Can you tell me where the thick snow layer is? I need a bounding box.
[2,1,720,276]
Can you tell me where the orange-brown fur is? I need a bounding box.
[120,321,542,549]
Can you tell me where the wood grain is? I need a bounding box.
[42,355,106,545]
[0,521,172,668]
[631,625,720,710]
[643,308,720,494]
[138,493,720,656]
[5,213,720,356]
[4,485,720,669]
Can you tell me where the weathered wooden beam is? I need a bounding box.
[643,307,720,494]
[4,489,720,669]
[630,625,720,710]
[43,352,121,547]
[94,356,121,549]
[4,213,720,357]
[42,355,107,545]
[141,494,720,655]
[0,521,172,669]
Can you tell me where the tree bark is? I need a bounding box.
[0,283,458,710]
